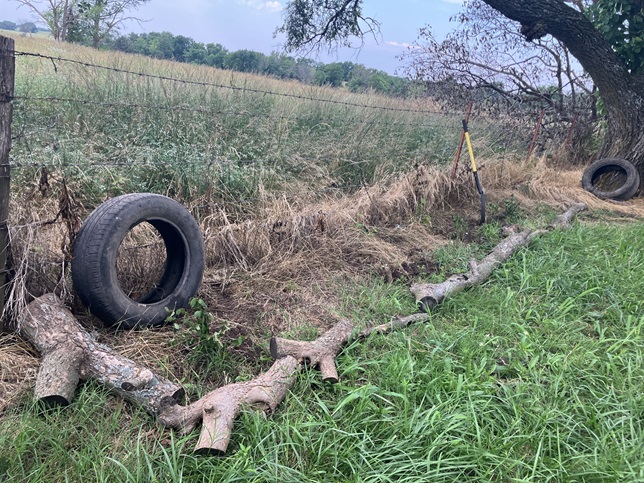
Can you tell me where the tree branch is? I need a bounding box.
[158,356,299,455]
[19,294,183,413]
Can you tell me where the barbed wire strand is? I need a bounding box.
[14,51,451,116]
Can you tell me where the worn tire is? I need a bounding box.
[72,193,205,329]
[581,157,640,201]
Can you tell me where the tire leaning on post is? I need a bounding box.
[71,193,205,329]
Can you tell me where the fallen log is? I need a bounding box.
[19,293,302,454]
[19,293,183,414]
[272,203,587,380]
[270,320,355,383]
[158,355,299,455]
[410,203,587,310]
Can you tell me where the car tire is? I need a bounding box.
[72,193,205,329]
[581,157,640,201]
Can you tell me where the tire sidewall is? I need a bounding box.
[582,157,640,201]
[73,194,205,328]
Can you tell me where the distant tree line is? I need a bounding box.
[105,31,410,96]
[1,14,410,96]
[0,20,48,33]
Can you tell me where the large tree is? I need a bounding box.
[278,0,644,175]
[483,0,643,172]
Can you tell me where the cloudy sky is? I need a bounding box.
[0,0,464,74]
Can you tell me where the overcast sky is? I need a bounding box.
[0,0,464,74]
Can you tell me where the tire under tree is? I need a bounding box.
[581,157,641,201]
[72,193,205,329]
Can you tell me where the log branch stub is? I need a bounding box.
[19,294,184,414]
[159,355,299,455]
[550,203,587,228]
[360,313,430,338]
[270,319,355,383]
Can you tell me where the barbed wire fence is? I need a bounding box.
[0,36,592,321]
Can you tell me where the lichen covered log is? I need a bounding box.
[19,294,183,413]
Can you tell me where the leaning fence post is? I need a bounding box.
[525,109,545,163]
[0,35,15,329]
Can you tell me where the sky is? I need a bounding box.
[0,0,464,74]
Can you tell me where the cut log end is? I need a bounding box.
[417,296,437,313]
[38,394,71,409]
[319,357,339,383]
[195,447,226,457]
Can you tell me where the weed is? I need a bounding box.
[451,213,470,240]
[167,298,237,383]
[477,220,502,247]
[415,197,433,226]
[502,195,525,223]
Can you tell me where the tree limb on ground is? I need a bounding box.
[411,203,587,310]
[272,203,587,384]
[19,293,183,414]
[18,203,586,455]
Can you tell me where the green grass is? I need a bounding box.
[2,221,643,481]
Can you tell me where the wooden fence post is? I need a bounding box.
[525,109,545,163]
[0,36,15,330]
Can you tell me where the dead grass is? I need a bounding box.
[1,159,643,415]
[0,334,38,415]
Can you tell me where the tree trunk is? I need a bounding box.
[482,0,644,175]
[92,7,102,49]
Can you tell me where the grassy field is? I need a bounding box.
[5,32,530,209]
[1,33,643,482]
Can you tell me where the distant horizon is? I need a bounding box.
[0,0,463,75]
[0,24,407,78]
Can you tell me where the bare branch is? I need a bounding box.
[276,0,380,54]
